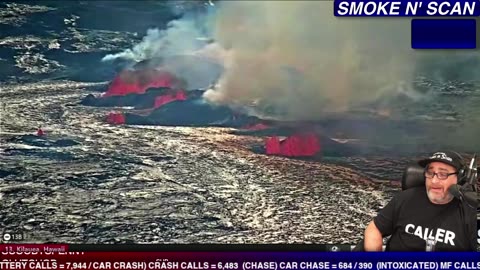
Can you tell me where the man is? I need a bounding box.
[364,151,477,251]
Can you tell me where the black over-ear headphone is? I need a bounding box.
[451,151,468,185]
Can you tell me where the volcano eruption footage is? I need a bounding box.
[0,1,479,245]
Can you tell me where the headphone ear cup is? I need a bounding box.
[457,167,466,184]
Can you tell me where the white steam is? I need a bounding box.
[202,1,418,120]
[102,1,422,120]
[101,8,224,90]
[102,18,210,63]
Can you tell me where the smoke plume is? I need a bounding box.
[102,4,223,90]
[203,1,417,120]
[102,19,208,63]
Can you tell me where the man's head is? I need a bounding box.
[418,151,464,204]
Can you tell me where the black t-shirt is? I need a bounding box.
[374,186,477,251]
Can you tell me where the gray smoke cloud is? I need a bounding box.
[102,20,208,63]
[102,1,217,64]
[415,51,480,82]
[101,1,480,130]
[98,1,480,150]
[101,4,222,90]
[202,1,418,120]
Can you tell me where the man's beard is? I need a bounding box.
[427,187,454,204]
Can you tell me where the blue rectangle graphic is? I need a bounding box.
[334,0,480,17]
[411,19,476,49]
